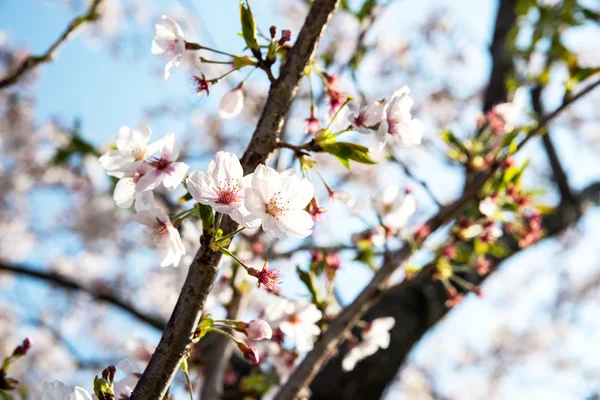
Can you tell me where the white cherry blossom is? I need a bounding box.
[218,87,245,119]
[112,161,154,208]
[267,300,322,352]
[373,185,417,231]
[114,359,145,398]
[151,15,185,80]
[132,207,185,267]
[42,380,92,400]
[342,317,395,371]
[479,196,498,218]
[136,132,189,192]
[241,165,314,239]
[186,151,250,215]
[348,100,385,134]
[98,120,161,176]
[377,86,423,148]
[492,87,526,133]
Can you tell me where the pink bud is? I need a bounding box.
[12,337,32,357]
[238,343,260,365]
[269,25,277,39]
[246,319,273,341]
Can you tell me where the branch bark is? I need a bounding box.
[276,79,600,399]
[130,1,340,398]
[309,178,600,400]
[0,0,104,90]
[482,0,517,112]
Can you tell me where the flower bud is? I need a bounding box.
[269,25,277,39]
[246,319,273,341]
[279,29,292,46]
[238,343,260,365]
[12,337,32,357]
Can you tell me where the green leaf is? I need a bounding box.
[198,204,215,233]
[320,141,377,169]
[198,316,214,340]
[179,359,189,373]
[489,241,510,258]
[474,238,489,255]
[296,266,319,302]
[239,0,259,52]
[0,390,11,400]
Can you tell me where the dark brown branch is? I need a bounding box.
[0,262,165,330]
[130,1,340,399]
[310,178,600,400]
[0,0,104,90]
[532,86,577,206]
[275,79,600,399]
[481,0,517,112]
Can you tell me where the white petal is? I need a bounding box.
[251,165,282,204]
[187,171,218,204]
[136,169,163,191]
[218,88,244,119]
[72,387,93,400]
[114,177,136,208]
[163,162,189,190]
[161,15,184,38]
[135,191,155,212]
[276,209,314,238]
[280,176,314,210]
[99,150,135,172]
[207,151,243,183]
[160,132,179,161]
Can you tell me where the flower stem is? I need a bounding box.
[199,57,234,65]
[172,208,197,222]
[326,97,353,130]
[183,369,194,400]
[212,213,223,244]
[216,227,246,243]
[207,327,242,345]
[217,246,250,272]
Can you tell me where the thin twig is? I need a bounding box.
[0,0,104,90]
[0,262,166,330]
[389,153,443,208]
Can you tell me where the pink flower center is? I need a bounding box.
[216,180,240,205]
[153,218,170,241]
[353,112,366,128]
[149,157,172,172]
[266,193,288,219]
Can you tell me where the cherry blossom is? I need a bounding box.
[373,185,417,232]
[348,100,385,134]
[113,359,145,398]
[151,15,185,80]
[112,161,154,208]
[132,207,185,267]
[242,165,315,239]
[342,317,395,371]
[491,87,526,133]
[186,151,250,214]
[479,196,498,218]
[218,87,245,119]
[268,300,322,352]
[245,319,273,341]
[42,380,92,400]
[98,120,161,176]
[136,132,189,192]
[377,86,423,148]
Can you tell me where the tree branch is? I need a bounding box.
[481,0,517,112]
[130,1,340,399]
[310,178,600,399]
[0,0,104,90]
[0,262,165,330]
[275,79,600,399]
[532,85,577,206]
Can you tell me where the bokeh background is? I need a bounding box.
[1,0,600,399]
